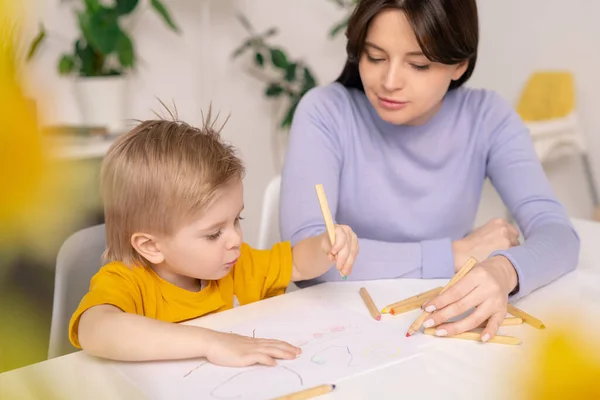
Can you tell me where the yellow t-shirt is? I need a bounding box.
[69,242,292,348]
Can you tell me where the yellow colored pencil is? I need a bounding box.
[423,328,521,345]
[507,304,545,329]
[273,384,336,400]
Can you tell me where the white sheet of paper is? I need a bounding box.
[111,306,422,400]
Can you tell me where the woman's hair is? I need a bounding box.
[336,0,479,91]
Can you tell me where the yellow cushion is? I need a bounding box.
[516,71,575,121]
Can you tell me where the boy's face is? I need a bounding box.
[153,178,244,286]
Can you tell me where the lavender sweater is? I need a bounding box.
[279,83,580,300]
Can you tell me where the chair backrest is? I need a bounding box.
[48,224,106,359]
[257,175,282,249]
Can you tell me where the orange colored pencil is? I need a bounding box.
[406,257,478,336]
[383,287,443,314]
[359,287,381,321]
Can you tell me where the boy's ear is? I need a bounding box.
[131,233,164,265]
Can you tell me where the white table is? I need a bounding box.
[2,218,599,399]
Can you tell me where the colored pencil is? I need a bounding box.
[406,257,478,336]
[359,287,381,321]
[507,304,545,329]
[315,184,346,279]
[273,384,336,400]
[423,328,521,345]
[383,287,443,314]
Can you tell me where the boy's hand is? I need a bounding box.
[205,331,301,367]
[322,224,359,277]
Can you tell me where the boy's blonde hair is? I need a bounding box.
[100,113,244,267]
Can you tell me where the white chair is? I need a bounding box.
[517,71,600,221]
[256,175,299,292]
[257,175,282,250]
[48,224,106,359]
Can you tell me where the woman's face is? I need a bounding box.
[358,9,467,126]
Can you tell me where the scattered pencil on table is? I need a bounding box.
[477,317,523,329]
[383,286,443,314]
[273,383,336,400]
[315,183,346,280]
[359,287,381,321]
[423,329,522,345]
[406,257,478,337]
[507,304,545,329]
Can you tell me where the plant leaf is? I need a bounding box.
[151,0,179,32]
[284,63,297,82]
[83,0,101,12]
[58,54,76,75]
[116,32,134,68]
[254,52,264,67]
[281,98,300,129]
[330,18,349,38]
[302,67,317,90]
[270,48,288,69]
[26,24,46,61]
[231,39,252,58]
[78,9,121,54]
[115,0,138,15]
[265,83,284,97]
[74,39,96,76]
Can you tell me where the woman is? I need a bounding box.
[279,0,579,341]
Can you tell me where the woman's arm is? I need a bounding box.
[280,86,455,281]
[485,93,580,300]
[422,92,580,341]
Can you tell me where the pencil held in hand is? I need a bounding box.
[360,287,381,321]
[315,183,346,279]
[406,257,478,336]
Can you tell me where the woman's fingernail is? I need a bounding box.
[425,305,436,313]
[423,319,435,328]
[481,334,490,342]
[435,329,447,337]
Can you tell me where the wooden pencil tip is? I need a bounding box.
[540,324,546,329]
[405,332,410,337]
[376,315,381,321]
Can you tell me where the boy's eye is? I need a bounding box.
[235,216,244,223]
[206,230,222,241]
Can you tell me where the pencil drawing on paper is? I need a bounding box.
[310,345,355,367]
[209,365,303,400]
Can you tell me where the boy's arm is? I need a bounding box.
[291,224,358,281]
[78,304,300,364]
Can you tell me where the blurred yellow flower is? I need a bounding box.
[517,322,600,400]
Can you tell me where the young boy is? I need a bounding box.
[68,114,359,368]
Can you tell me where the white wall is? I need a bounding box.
[25,0,600,246]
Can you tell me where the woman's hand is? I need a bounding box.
[452,218,520,272]
[421,256,519,341]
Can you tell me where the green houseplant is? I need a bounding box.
[27,0,179,131]
[231,14,318,130]
[232,1,358,131]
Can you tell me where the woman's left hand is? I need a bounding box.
[420,256,519,341]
